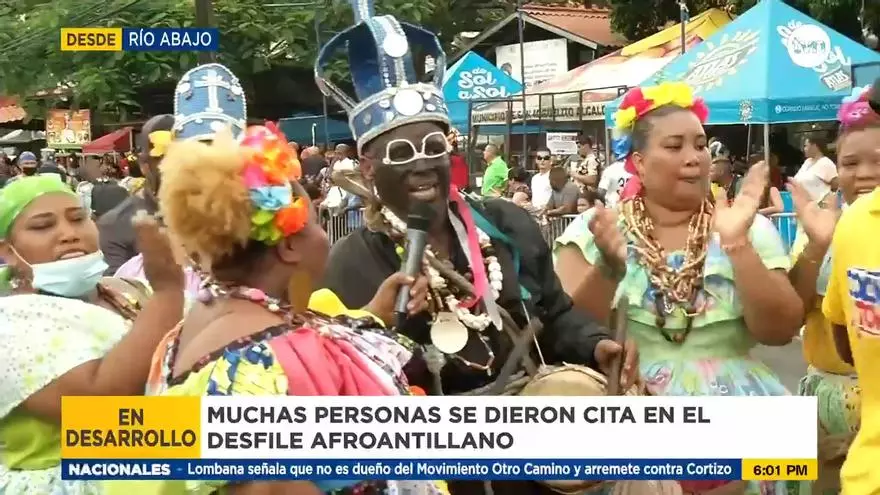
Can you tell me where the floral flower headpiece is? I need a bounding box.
[611,82,709,199]
[612,82,709,158]
[239,122,308,245]
[838,85,878,129]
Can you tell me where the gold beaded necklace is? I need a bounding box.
[621,196,714,343]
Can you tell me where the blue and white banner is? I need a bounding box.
[64,458,745,481]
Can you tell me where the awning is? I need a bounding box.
[0,129,45,145]
[603,0,880,125]
[470,8,733,125]
[82,127,133,154]
[0,97,26,124]
[0,87,70,125]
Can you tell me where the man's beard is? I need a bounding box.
[22,168,37,176]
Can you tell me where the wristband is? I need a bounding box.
[801,244,829,266]
[720,237,750,254]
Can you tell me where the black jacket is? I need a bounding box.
[321,198,609,395]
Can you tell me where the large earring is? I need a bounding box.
[288,269,312,314]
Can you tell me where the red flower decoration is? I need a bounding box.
[620,87,655,119]
[264,120,287,141]
[691,98,709,123]
[620,156,642,200]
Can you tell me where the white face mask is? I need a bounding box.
[18,249,108,297]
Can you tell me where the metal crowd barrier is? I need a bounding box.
[323,209,800,254]
[541,215,577,245]
[324,209,367,245]
[769,212,798,252]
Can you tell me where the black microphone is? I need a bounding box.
[869,78,880,115]
[393,202,435,324]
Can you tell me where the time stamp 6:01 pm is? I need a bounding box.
[742,459,818,481]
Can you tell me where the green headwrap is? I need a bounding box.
[0,175,76,239]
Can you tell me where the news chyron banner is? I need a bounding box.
[61,396,818,483]
[60,27,218,52]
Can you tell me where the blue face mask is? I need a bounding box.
[29,251,108,298]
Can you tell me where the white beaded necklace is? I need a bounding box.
[380,207,503,332]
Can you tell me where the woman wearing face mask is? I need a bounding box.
[786,85,880,494]
[14,151,39,179]
[103,125,440,495]
[554,83,803,495]
[0,175,184,493]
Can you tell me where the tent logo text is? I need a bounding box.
[457,68,513,100]
[778,21,852,91]
[779,23,831,69]
[681,30,760,94]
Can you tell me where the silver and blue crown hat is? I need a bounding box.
[314,0,450,154]
[173,63,247,142]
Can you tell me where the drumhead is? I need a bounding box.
[524,365,640,494]
[520,364,637,397]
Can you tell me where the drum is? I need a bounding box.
[515,364,643,495]
[518,363,640,397]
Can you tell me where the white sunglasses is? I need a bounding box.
[382,131,449,166]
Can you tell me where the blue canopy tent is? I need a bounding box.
[278,113,352,146]
[603,0,880,126]
[442,51,543,134]
[853,62,880,87]
[601,0,880,250]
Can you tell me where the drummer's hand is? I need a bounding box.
[593,338,639,389]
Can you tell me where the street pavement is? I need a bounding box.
[752,339,808,392]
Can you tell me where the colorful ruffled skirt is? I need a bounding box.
[641,356,793,495]
[796,366,860,495]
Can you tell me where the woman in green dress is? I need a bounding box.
[0,175,184,494]
[554,82,804,495]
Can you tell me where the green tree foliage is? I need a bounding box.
[0,0,508,122]
[607,0,880,46]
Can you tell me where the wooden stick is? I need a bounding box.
[605,296,629,396]
[488,318,543,395]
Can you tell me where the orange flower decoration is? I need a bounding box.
[274,197,309,236]
[240,125,309,244]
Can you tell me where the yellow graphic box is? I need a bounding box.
[741,459,818,481]
[60,28,123,51]
[62,396,200,459]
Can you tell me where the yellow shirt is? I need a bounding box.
[790,231,855,375]
[308,288,382,324]
[710,182,725,201]
[823,188,880,495]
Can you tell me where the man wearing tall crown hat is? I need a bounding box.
[98,63,247,275]
[318,4,637,492]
